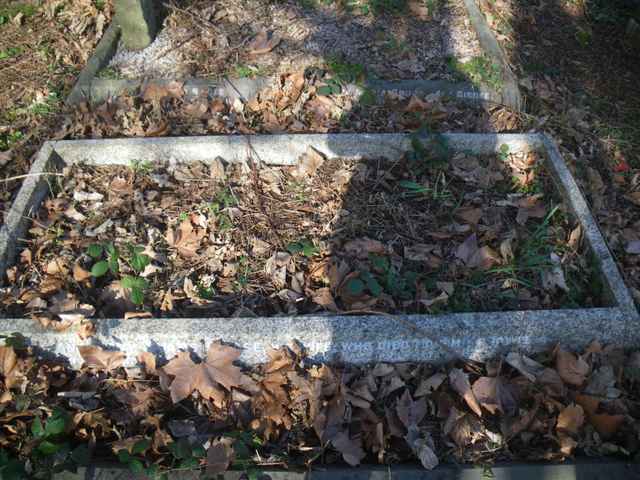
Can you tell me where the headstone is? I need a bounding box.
[115,0,157,51]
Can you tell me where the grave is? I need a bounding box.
[68,0,521,109]
[0,132,636,368]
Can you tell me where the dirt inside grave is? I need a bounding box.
[0,140,606,324]
[107,0,485,83]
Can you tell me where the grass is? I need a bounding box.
[0,3,37,25]
[447,55,503,91]
[0,130,23,151]
[232,64,265,79]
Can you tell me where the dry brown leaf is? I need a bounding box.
[408,0,431,20]
[449,369,482,417]
[471,376,517,415]
[396,389,427,429]
[455,234,478,264]
[141,81,184,102]
[415,372,446,397]
[505,352,545,382]
[331,431,366,466]
[590,413,624,439]
[0,346,23,389]
[137,352,157,375]
[166,215,206,258]
[163,341,251,406]
[73,263,91,282]
[293,146,325,178]
[467,246,501,270]
[309,287,338,311]
[78,345,126,371]
[558,432,578,456]
[206,438,234,475]
[555,346,589,386]
[455,207,483,225]
[248,30,281,55]
[556,403,584,435]
[343,238,386,259]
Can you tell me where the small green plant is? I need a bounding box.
[405,133,450,174]
[207,188,237,232]
[130,159,153,174]
[327,57,366,85]
[117,439,162,477]
[447,55,502,91]
[575,27,592,47]
[498,143,510,162]
[0,130,23,151]
[234,256,251,291]
[0,450,25,480]
[0,3,37,25]
[97,66,119,79]
[87,242,151,305]
[0,47,22,60]
[369,0,407,14]
[287,238,320,258]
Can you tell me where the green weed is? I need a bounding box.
[86,242,151,305]
[447,55,503,91]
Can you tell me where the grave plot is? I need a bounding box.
[0,133,635,367]
[76,0,521,108]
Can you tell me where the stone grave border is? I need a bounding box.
[53,459,639,479]
[67,0,522,109]
[0,132,636,368]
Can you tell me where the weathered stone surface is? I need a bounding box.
[115,0,157,50]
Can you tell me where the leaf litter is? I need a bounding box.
[0,338,638,476]
[0,141,604,322]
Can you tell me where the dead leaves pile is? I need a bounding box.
[1,145,598,322]
[0,339,639,474]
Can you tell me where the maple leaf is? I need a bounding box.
[163,342,251,406]
[78,345,126,372]
[471,376,517,416]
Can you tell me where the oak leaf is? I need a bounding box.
[166,215,206,258]
[163,342,250,406]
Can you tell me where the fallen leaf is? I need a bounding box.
[408,0,431,20]
[78,346,126,371]
[626,240,640,255]
[590,413,624,439]
[555,346,589,386]
[449,369,482,417]
[343,238,386,259]
[396,389,427,429]
[505,352,546,382]
[206,438,234,475]
[0,346,23,389]
[166,215,206,258]
[248,30,281,55]
[471,376,517,415]
[415,372,446,397]
[163,341,251,406]
[557,404,584,435]
[141,81,184,102]
[331,431,366,466]
[467,245,501,270]
[293,146,325,178]
[455,234,478,264]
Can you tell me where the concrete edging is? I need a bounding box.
[54,460,640,479]
[68,4,521,109]
[0,133,636,367]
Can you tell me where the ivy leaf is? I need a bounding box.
[44,408,68,437]
[128,459,145,474]
[117,449,131,463]
[90,260,109,277]
[132,439,151,455]
[345,278,365,296]
[317,85,333,96]
[121,276,148,290]
[71,445,91,466]
[37,441,60,455]
[87,244,103,259]
[30,417,44,438]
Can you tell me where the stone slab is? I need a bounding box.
[56,460,640,479]
[114,0,157,50]
[0,133,636,367]
[68,1,521,110]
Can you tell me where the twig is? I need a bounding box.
[1,172,64,183]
